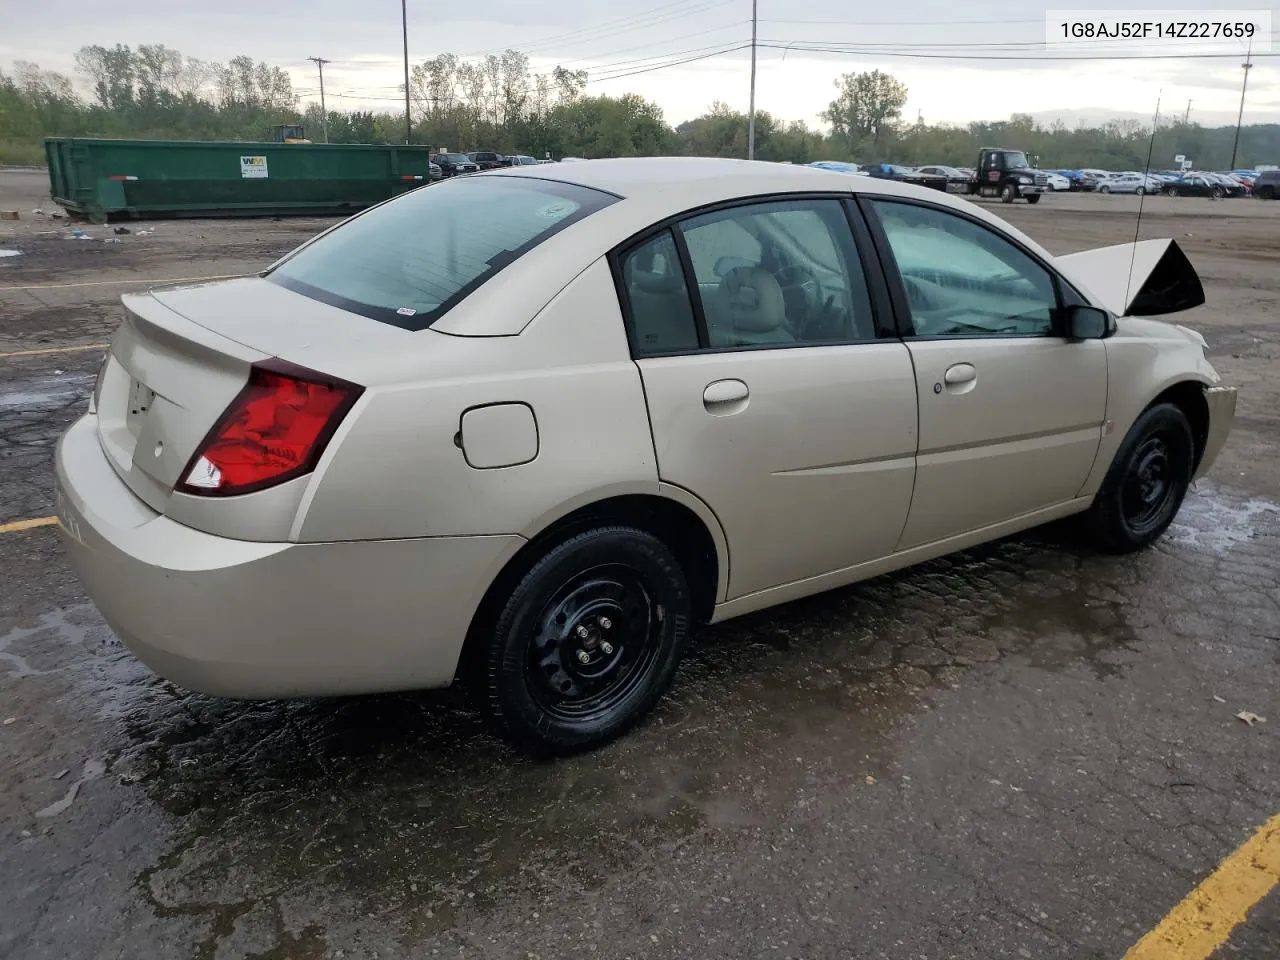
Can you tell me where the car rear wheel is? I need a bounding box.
[1100,185,1110,194]
[1087,403,1195,553]
[1212,186,1225,199]
[1136,186,1145,196]
[476,526,691,755]
[1165,186,1178,197]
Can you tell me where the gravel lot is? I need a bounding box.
[1,167,1277,960]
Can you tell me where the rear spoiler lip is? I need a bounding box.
[1055,238,1205,318]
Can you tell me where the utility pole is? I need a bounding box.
[306,57,331,142]
[1183,99,1191,124]
[747,0,757,160]
[401,0,412,144]
[1229,41,1253,170]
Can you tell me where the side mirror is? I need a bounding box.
[1062,304,1113,340]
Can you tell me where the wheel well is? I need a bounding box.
[1149,381,1210,471]
[457,495,721,679]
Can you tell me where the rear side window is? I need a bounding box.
[268,177,617,330]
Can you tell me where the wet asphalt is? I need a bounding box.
[1,170,1278,959]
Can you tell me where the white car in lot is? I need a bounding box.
[1100,173,1162,195]
[1045,172,1071,191]
[55,158,1236,754]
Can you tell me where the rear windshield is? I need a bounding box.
[267,176,617,330]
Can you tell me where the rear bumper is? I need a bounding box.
[1194,385,1238,481]
[55,414,523,698]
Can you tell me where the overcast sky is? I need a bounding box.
[2,0,1277,130]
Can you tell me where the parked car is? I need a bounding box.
[1044,172,1071,192]
[429,161,443,182]
[468,151,509,170]
[1162,174,1233,198]
[808,160,869,176]
[1254,169,1280,199]
[432,152,480,176]
[54,158,1235,755]
[506,155,542,167]
[1099,173,1161,195]
[915,165,972,191]
[1201,172,1248,196]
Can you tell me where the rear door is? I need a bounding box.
[861,196,1107,550]
[615,196,919,600]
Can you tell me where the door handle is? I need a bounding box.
[703,378,749,415]
[943,363,977,386]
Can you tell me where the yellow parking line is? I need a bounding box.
[0,343,108,359]
[0,273,243,292]
[1123,812,1280,959]
[0,516,58,534]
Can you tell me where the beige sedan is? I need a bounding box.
[55,158,1236,754]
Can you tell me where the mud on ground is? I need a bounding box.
[1,168,1278,960]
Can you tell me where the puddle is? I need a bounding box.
[0,372,95,410]
[1169,482,1280,554]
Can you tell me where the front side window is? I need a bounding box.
[268,176,616,330]
[677,199,876,347]
[869,200,1059,338]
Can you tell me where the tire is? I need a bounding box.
[1212,186,1224,199]
[1025,193,1041,204]
[1087,403,1195,554]
[1136,186,1145,196]
[475,526,691,755]
[1166,187,1178,197]
[1100,185,1110,194]
[1000,183,1016,203]
[1259,186,1275,200]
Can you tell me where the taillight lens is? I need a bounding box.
[176,360,363,497]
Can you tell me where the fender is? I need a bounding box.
[1056,238,1205,317]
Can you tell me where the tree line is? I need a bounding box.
[2,42,1276,170]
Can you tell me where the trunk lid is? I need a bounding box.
[99,278,406,512]
[98,293,269,511]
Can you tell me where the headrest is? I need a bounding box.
[720,265,787,333]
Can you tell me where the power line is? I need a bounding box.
[585,43,750,82]
[755,42,1280,60]
[461,0,739,58]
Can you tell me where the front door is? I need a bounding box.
[863,197,1107,549]
[615,197,919,600]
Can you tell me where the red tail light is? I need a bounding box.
[176,360,363,497]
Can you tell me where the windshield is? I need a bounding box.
[1004,152,1030,170]
[267,176,617,330]
[442,153,472,162]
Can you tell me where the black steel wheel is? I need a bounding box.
[477,526,691,755]
[1087,402,1195,553]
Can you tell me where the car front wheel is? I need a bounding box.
[1025,193,1041,204]
[1100,185,1110,193]
[1136,186,1145,196]
[476,526,691,755]
[1166,186,1178,197]
[1087,403,1195,553]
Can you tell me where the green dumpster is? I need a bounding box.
[44,137,435,221]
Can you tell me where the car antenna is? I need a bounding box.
[1123,90,1162,315]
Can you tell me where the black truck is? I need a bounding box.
[965,147,1047,203]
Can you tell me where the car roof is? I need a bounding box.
[484,156,937,199]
